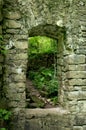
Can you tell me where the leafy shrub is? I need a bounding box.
[28,67,58,98]
[51,96,58,105]
[28,36,57,55]
[0,109,11,130]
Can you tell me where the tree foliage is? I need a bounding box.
[28,36,57,55]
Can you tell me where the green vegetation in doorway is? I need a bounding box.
[27,36,58,107]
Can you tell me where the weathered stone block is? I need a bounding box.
[82,86,86,91]
[4,11,21,19]
[14,53,28,60]
[73,126,83,130]
[6,53,28,60]
[78,101,86,113]
[68,91,79,100]
[12,74,26,82]
[8,83,25,92]
[6,91,25,102]
[64,54,85,64]
[74,86,81,91]
[79,91,86,100]
[14,35,28,40]
[65,64,86,71]
[75,114,86,126]
[67,91,86,101]
[6,29,20,34]
[25,108,71,130]
[10,108,25,130]
[66,71,86,79]
[68,79,86,86]
[8,101,18,108]
[15,41,28,49]
[4,20,21,29]
[78,49,86,55]
[17,100,26,108]
[65,102,79,113]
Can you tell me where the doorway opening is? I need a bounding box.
[26,36,59,108]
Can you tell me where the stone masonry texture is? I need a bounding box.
[0,0,86,130]
[0,0,4,102]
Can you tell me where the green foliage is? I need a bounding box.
[28,67,58,98]
[0,109,11,121]
[0,109,11,130]
[27,36,58,105]
[0,128,6,130]
[51,96,58,105]
[28,36,57,55]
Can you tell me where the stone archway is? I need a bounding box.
[2,0,67,110]
[26,24,65,108]
[1,0,86,130]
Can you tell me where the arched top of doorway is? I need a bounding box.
[28,24,65,40]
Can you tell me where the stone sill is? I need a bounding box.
[25,107,70,119]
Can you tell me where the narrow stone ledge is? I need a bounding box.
[25,108,71,130]
[25,107,70,119]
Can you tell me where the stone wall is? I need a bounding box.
[25,108,72,130]
[0,0,3,99]
[60,0,86,112]
[0,0,86,130]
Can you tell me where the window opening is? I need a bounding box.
[26,36,59,108]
